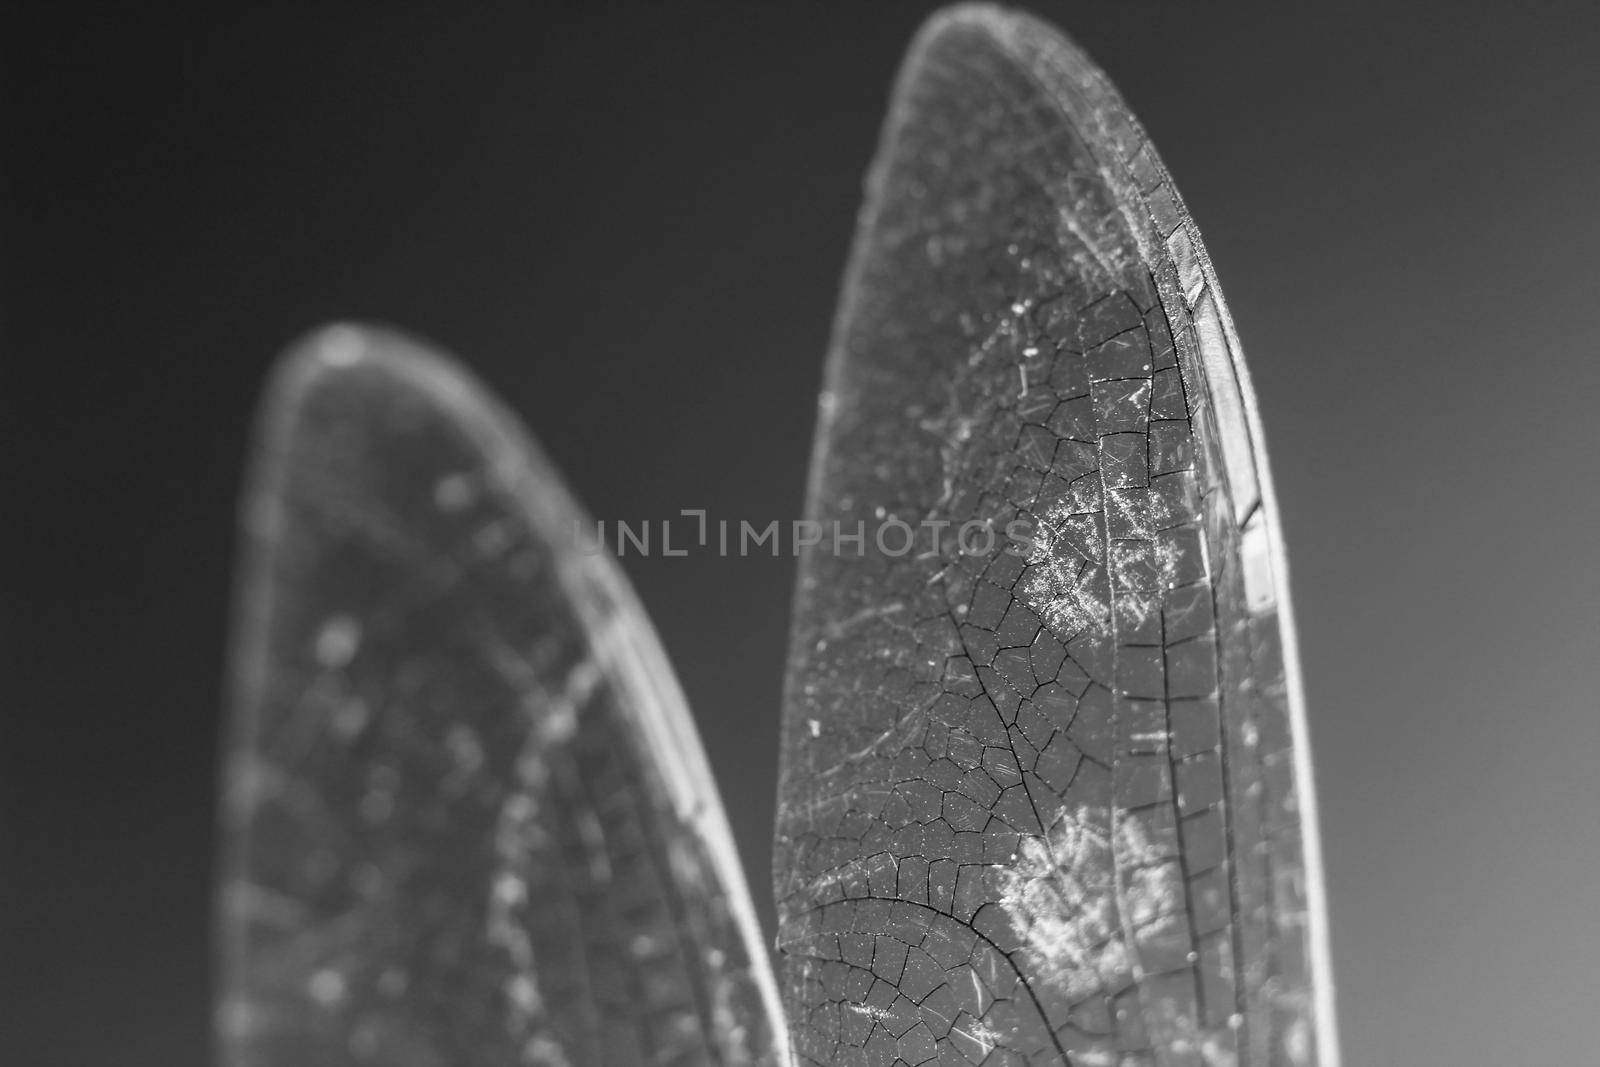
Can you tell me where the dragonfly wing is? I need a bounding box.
[219,327,787,1066]
[776,7,1335,1066]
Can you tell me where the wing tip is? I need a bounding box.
[912,3,1084,61]
[251,321,556,515]
[264,322,486,427]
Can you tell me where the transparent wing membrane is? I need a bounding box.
[776,7,1335,1066]
[218,327,786,1066]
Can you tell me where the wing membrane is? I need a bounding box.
[219,327,786,1066]
[776,8,1335,1065]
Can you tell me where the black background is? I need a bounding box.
[7,3,1600,1064]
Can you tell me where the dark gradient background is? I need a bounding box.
[6,4,1599,1064]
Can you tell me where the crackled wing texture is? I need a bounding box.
[776,7,1335,1067]
[219,327,787,1066]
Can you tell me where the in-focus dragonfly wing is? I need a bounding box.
[219,327,786,1066]
[776,7,1335,1066]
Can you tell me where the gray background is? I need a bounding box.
[7,3,1598,1063]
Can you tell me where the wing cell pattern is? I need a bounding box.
[776,9,1333,1067]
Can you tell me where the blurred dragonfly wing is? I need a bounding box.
[219,327,787,1066]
